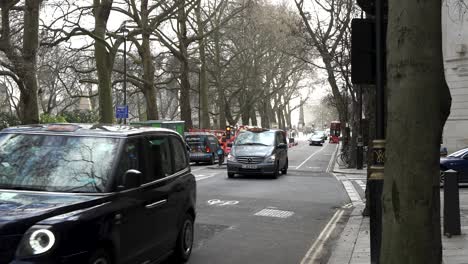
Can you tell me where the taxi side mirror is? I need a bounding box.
[119,169,143,190]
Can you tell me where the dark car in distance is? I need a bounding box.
[0,124,196,264]
[185,132,223,165]
[440,147,468,184]
[227,128,288,179]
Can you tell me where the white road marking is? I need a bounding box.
[296,144,327,169]
[191,167,207,172]
[326,144,339,173]
[300,209,344,264]
[254,208,294,218]
[356,180,366,190]
[341,179,363,206]
[207,199,239,206]
[195,174,216,181]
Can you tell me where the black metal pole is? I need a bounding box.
[198,69,201,128]
[370,0,385,262]
[357,85,363,170]
[123,26,127,125]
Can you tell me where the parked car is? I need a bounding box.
[227,128,288,179]
[440,147,468,184]
[440,146,448,157]
[309,131,326,146]
[0,124,196,264]
[185,132,223,165]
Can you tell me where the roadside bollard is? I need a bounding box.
[443,169,461,237]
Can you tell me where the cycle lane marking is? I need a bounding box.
[296,143,328,169]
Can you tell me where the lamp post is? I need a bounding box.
[122,24,129,124]
[369,0,386,262]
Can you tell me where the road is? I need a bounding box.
[184,140,351,264]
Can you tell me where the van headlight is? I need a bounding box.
[227,153,237,162]
[265,154,276,163]
[17,226,56,256]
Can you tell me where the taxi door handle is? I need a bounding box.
[145,199,167,209]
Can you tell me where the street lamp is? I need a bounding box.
[121,24,129,124]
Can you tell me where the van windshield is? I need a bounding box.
[235,131,275,146]
[0,133,121,193]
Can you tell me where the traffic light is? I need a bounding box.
[351,18,375,84]
[225,126,232,139]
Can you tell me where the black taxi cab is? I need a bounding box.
[0,124,196,264]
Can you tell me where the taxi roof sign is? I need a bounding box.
[46,124,80,132]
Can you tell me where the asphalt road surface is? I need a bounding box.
[183,140,350,264]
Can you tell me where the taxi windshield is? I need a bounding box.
[0,133,121,193]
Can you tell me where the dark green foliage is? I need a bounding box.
[62,110,99,123]
[0,112,20,129]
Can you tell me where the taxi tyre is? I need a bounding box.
[228,172,235,178]
[88,248,112,264]
[172,213,194,263]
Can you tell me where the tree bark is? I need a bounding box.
[140,32,159,120]
[196,0,210,128]
[0,0,42,124]
[177,1,193,130]
[19,0,41,124]
[93,0,114,123]
[380,1,451,263]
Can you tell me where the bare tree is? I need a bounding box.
[0,0,43,124]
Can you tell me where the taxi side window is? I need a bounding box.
[170,136,188,172]
[146,136,173,181]
[116,138,141,184]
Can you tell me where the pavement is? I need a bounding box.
[327,158,468,264]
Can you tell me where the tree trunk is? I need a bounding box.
[177,1,193,130]
[141,32,159,120]
[261,94,271,128]
[18,0,41,124]
[196,0,210,128]
[250,107,257,126]
[380,1,451,263]
[93,0,114,123]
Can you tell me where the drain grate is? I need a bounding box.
[254,208,294,218]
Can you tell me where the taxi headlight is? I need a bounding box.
[17,226,56,256]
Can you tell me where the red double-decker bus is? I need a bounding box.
[329,121,341,144]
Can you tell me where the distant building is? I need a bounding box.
[442,2,468,152]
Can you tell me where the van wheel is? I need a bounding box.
[271,163,279,179]
[281,159,288,175]
[88,249,112,264]
[172,213,194,263]
[208,154,215,165]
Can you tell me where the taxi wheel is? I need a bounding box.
[228,172,235,178]
[88,249,112,264]
[173,213,194,263]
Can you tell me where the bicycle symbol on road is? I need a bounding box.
[207,199,239,206]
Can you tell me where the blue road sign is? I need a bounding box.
[116,105,128,119]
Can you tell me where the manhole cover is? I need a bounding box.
[254,208,294,218]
